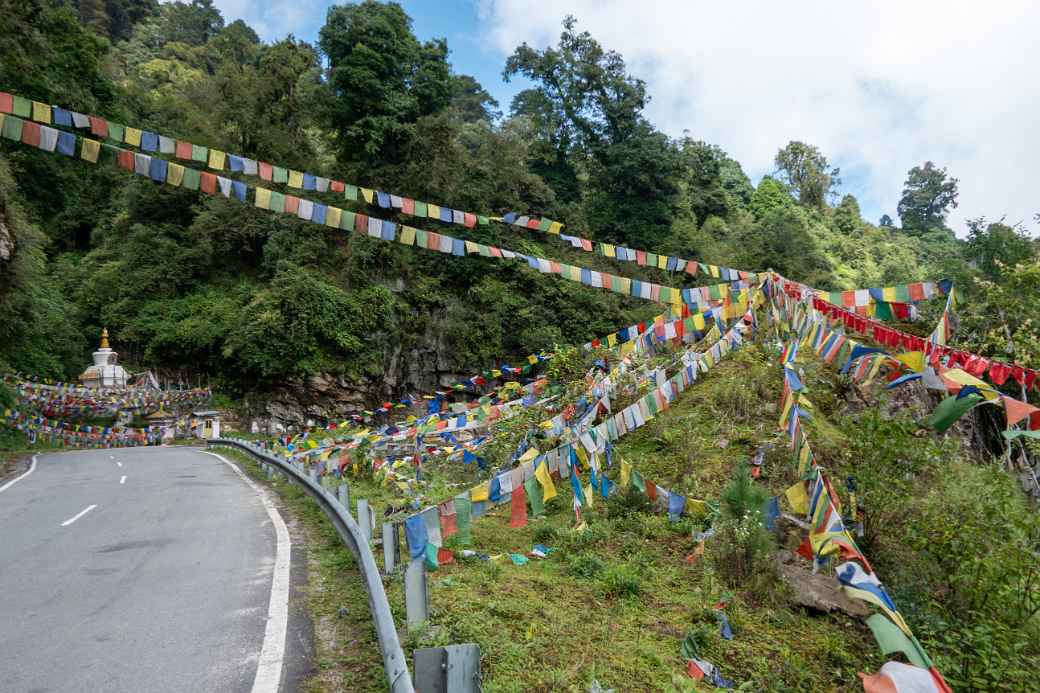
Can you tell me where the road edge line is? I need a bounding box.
[0,454,38,494]
[203,450,291,693]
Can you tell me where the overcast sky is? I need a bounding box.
[211,0,1039,236]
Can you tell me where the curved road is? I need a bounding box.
[0,445,303,693]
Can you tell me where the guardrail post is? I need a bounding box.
[404,558,429,628]
[383,521,399,574]
[358,499,373,544]
[337,482,350,515]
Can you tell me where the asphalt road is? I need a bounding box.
[0,445,294,693]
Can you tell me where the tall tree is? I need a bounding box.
[503,16,681,247]
[965,217,1035,281]
[897,161,958,233]
[319,0,452,173]
[879,213,894,228]
[774,141,840,208]
[162,0,223,46]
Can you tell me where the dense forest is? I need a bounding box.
[1,0,1037,418]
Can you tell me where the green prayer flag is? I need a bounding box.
[414,200,427,217]
[424,542,439,571]
[416,229,428,249]
[1003,429,1040,441]
[477,215,489,225]
[895,285,911,302]
[181,167,200,191]
[11,95,31,118]
[524,475,544,517]
[865,614,932,669]
[273,166,288,184]
[537,217,552,232]
[454,495,472,545]
[646,252,658,268]
[2,114,23,141]
[106,122,125,142]
[270,191,285,214]
[927,393,983,433]
[631,470,646,494]
[344,184,358,201]
[340,210,355,231]
[874,300,893,321]
[191,143,208,162]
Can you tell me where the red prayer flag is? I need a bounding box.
[464,212,476,228]
[0,92,12,113]
[526,218,540,229]
[436,547,455,565]
[402,197,414,214]
[329,180,344,193]
[89,116,108,138]
[509,483,527,528]
[284,195,300,215]
[199,172,217,194]
[116,149,134,171]
[258,162,273,180]
[636,250,646,265]
[908,282,926,301]
[175,140,192,160]
[646,482,658,502]
[355,213,369,233]
[439,506,457,538]
[20,121,40,147]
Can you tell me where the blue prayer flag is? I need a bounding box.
[141,131,158,152]
[404,515,427,560]
[303,173,316,191]
[53,107,72,127]
[148,156,168,183]
[56,131,76,156]
[376,191,390,208]
[231,180,247,201]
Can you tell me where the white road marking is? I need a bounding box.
[61,504,98,527]
[120,475,127,485]
[0,455,37,494]
[203,451,290,693]
[116,461,123,468]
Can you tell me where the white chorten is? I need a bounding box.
[80,328,129,389]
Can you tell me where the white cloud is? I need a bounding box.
[210,0,326,43]
[478,0,1040,234]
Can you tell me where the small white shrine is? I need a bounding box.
[79,328,130,389]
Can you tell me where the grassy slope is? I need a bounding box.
[221,336,1038,691]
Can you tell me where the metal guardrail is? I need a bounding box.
[208,438,414,693]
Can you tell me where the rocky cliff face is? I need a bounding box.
[245,307,477,431]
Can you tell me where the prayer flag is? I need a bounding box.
[534,460,557,501]
[509,482,528,528]
[208,149,226,170]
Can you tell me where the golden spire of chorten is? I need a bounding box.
[100,327,110,349]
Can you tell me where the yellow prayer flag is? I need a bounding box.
[471,482,489,502]
[584,485,594,508]
[620,460,631,488]
[882,286,898,302]
[607,333,617,347]
[686,499,709,517]
[208,149,226,170]
[895,351,924,373]
[518,447,539,464]
[779,391,794,428]
[693,313,706,331]
[709,265,720,278]
[325,206,342,228]
[620,341,635,356]
[547,221,563,234]
[575,446,588,468]
[32,101,51,124]
[166,162,185,186]
[427,202,440,218]
[657,254,669,270]
[254,186,271,210]
[785,482,809,515]
[361,187,374,203]
[399,226,416,246]
[535,461,557,501]
[124,127,142,147]
[464,240,480,254]
[618,277,631,295]
[601,243,615,258]
[288,170,304,188]
[80,138,100,164]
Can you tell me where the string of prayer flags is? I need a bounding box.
[3,91,505,234]
[498,211,757,283]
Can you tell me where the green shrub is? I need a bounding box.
[532,525,558,545]
[567,553,606,580]
[600,564,642,598]
[606,484,654,519]
[710,462,776,589]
